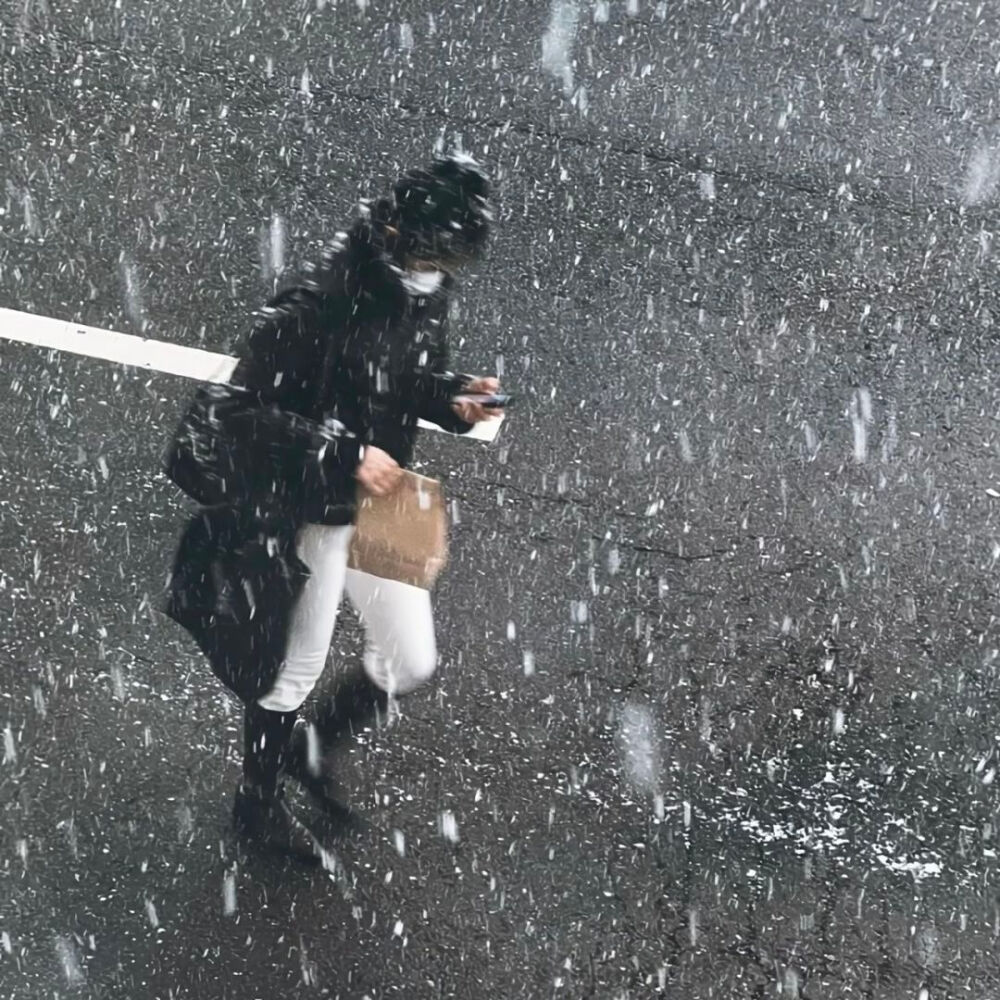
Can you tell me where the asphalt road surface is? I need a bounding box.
[4,1,1000,997]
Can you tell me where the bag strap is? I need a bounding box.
[310,293,348,422]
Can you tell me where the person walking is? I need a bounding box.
[164,155,501,862]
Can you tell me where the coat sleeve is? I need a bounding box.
[228,289,322,411]
[220,290,361,513]
[415,309,475,436]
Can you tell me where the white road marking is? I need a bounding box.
[0,307,503,442]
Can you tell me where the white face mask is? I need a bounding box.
[399,268,445,297]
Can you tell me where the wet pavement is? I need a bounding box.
[4,1,1000,996]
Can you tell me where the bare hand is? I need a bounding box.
[452,376,503,424]
[356,445,403,496]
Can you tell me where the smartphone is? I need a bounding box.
[452,392,513,409]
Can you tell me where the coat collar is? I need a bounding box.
[304,219,453,316]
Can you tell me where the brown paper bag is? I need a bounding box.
[347,471,449,589]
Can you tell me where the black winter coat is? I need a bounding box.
[163,221,474,702]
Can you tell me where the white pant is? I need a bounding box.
[258,524,438,713]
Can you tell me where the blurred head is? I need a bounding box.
[389,154,493,272]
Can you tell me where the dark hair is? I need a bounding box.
[391,155,492,262]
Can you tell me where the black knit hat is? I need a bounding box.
[392,154,492,262]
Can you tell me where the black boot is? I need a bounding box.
[313,670,390,746]
[234,705,321,864]
[284,719,368,830]
[281,672,388,832]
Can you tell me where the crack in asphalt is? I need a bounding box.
[0,20,972,227]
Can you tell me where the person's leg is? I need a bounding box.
[241,704,297,795]
[236,525,353,856]
[316,570,437,738]
[233,705,322,860]
[257,524,354,714]
[344,571,438,696]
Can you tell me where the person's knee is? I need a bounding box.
[386,640,437,695]
[406,642,439,689]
